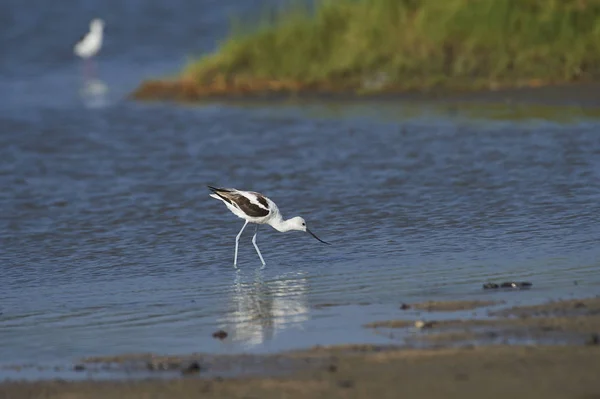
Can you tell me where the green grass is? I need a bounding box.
[181,0,600,92]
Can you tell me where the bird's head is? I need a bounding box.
[90,18,105,31]
[289,217,330,245]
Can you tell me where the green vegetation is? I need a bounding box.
[136,0,600,99]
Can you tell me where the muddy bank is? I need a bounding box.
[2,345,599,399]
[402,299,502,312]
[490,296,600,318]
[130,80,600,108]
[313,299,498,312]
[366,296,600,347]
[3,296,600,398]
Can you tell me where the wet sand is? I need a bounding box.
[367,297,600,347]
[3,297,600,399]
[402,299,502,312]
[2,346,599,399]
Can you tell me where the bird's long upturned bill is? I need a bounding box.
[307,228,330,245]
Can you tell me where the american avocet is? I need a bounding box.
[208,186,330,267]
[74,18,104,81]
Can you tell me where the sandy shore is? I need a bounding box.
[2,297,600,399]
[2,346,599,399]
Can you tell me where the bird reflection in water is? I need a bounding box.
[218,268,309,348]
[74,18,109,107]
[79,79,109,108]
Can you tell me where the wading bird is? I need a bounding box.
[208,186,330,267]
[74,18,104,82]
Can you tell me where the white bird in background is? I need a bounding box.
[208,186,330,268]
[74,18,104,82]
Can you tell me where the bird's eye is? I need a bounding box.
[302,222,305,226]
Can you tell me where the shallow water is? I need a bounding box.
[1,0,600,376]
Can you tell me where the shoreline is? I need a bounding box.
[2,345,599,398]
[2,296,600,398]
[130,80,600,108]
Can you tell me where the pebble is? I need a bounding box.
[483,281,532,290]
[212,330,228,340]
[181,361,201,375]
[73,364,86,372]
[415,320,435,329]
[586,333,599,346]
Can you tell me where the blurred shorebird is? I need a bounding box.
[74,18,104,82]
[208,186,330,267]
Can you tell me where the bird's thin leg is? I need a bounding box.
[82,59,90,83]
[252,224,266,266]
[234,220,249,268]
[90,57,97,81]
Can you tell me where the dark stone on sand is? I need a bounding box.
[73,364,86,372]
[586,333,599,346]
[415,320,436,329]
[212,330,228,340]
[328,364,338,373]
[338,380,354,389]
[400,303,411,310]
[181,361,202,375]
[483,281,532,290]
[500,282,532,288]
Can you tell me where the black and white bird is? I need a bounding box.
[74,18,104,81]
[208,186,330,267]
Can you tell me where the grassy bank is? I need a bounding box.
[133,0,600,101]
